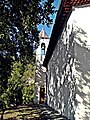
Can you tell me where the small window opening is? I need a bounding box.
[41,43,45,61]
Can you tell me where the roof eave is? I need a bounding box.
[43,0,72,67]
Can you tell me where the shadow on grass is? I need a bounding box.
[2,104,69,120]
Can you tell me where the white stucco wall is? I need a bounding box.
[47,6,90,120]
[73,7,90,120]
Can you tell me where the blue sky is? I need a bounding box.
[38,0,60,38]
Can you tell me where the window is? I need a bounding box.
[41,43,45,55]
[41,43,45,61]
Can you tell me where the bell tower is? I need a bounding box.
[34,28,49,104]
[36,28,49,63]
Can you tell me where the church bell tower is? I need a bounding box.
[34,28,49,104]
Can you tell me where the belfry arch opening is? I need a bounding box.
[41,43,45,61]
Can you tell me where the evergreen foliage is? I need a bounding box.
[0,61,35,107]
[0,0,55,118]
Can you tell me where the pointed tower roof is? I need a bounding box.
[39,28,49,39]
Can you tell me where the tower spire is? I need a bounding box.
[39,25,49,39]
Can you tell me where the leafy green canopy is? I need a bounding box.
[0,0,55,112]
[0,61,35,107]
[0,0,55,61]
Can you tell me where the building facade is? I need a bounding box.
[34,28,49,104]
[43,0,90,119]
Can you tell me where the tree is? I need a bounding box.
[0,0,55,60]
[22,63,35,104]
[0,0,55,118]
[0,61,35,108]
[6,61,24,106]
[0,0,55,95]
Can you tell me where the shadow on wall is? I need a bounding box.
[47,23,90,119]
[74,24,90,119]
[47,24,76,119]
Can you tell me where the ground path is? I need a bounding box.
[0,104,69,120]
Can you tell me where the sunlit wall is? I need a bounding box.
[46,6,90,120]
